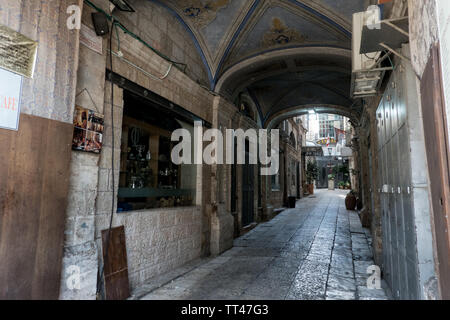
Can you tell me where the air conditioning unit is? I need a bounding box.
[351,11,385,98]
[353,12,381,71]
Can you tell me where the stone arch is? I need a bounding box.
[215,46,352,98]
[265,104,360,129]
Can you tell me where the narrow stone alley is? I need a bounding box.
[3,0,450,303]
[135,190,389,301]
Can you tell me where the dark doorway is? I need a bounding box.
[231,141,237,214]
[319,166,328,189]
[242,140,255,227]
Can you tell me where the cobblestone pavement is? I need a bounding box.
[139,190,390,300]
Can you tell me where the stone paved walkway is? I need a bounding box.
[139,190,390,300]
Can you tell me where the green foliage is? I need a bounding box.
[337,165,350,175]
[333,164,351,182]
[306,161,319,184]
[332,166,339,175]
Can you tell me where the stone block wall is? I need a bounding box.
[269,190,283,209]
[114,0,209,87]
[0,0,81,123]
[97,206,202,291]
[1,0,83,300]
[408,0,439,78]
[60,0,109,300]
[60,0,215,299]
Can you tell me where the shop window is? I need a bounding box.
[319,120,335,139]
[117,91,197,212]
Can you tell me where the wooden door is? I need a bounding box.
[0,114,73,299]
[101,226,130,300]
[420,45,450,299]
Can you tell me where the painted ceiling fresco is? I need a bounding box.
[150,0,372,126]
[233,5,344,59]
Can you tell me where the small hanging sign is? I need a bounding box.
[72,105,104,154]
[0,67,22,131]
[317,138,337,145]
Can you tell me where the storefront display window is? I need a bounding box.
[117,91,197,212]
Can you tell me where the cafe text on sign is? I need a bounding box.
[0,67,22,131]
[0,95,18,111]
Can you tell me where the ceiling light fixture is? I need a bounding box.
[109,0,135,12]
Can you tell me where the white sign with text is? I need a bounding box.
[0,67,22,131]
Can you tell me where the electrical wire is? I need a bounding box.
[363,53,377,61]
[96,18,117,300]
[107,15,173,81]
[115,20,121,52]
[109,49,173,81]
[386,53,396,70]
[83,0,187,73]
[75,88,100,112]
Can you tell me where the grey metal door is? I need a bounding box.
[377,58,419,300]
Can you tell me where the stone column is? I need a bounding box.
[209,96,235,255]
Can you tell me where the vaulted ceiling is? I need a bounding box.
[149,0,374,126]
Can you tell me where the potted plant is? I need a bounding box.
[345,182,351,190]
[338,181,345,189]
[345,190,357,210]
[306,161,319,195]
[328,174,335,190]
[357,195,363,211]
